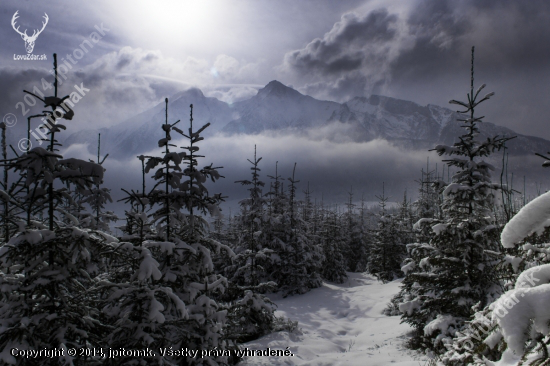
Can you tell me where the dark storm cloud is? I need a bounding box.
[463,0,550,69]
[284,9,398,76]
[282,0,550,139]
[280,6,412,103]
[389,0,469,81]
[390,0,550,82]
[115,55,132,70]
[282,1,476,87]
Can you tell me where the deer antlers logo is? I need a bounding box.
[11,11,49,54]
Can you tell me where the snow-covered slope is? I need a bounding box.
[239,272,427,366]
[328,95,443,143]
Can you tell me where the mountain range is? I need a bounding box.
[63,80,550,159]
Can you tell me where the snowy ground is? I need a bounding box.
[238,272,429,366]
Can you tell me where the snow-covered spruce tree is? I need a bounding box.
[368,183,406,283]
[397,190,416,245]
[301,183,314,227]
[75,134,117,232]
[226,146,274,289]
[286,166,323,295]
[390,170,453,319]
[341,188,369,272]
[99,101,232,365]
[319,208,348,283]
[369,213,406,283]
[411,174,445,247]
[117,154,156,244]
[413,166,445,224]
[438,207,550,365]
[396,47,512,354]
[309,196,324,238]
[98,156,166,366]
[388,176,457,318]
[383,191,418,316]
[0,54,115,364]
[263,163,323,297]
[438,156,550,366]
[218,145,276,344]
[209,214,224,242]
[388,175,447,318]
[357,195,372,272]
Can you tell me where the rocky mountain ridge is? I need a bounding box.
[63,80,548,159]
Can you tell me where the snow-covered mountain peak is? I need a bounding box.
[171,87,206,102]
[255,80,302,100]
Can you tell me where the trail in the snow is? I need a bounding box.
[238,272,429,365]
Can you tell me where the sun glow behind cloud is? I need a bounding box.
[104,0,235,58]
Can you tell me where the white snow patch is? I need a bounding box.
[490,283,550,355]
[501,191,550,248]
[431,223,449,235]
[148,294,166,323]
[515,264,550,289]
[401,261,415,275]
[239,272,427,365]
[137,249,162,281]
[424,314,456,336]
[413,218,434,230]
[399,300,421,316]
[503,255,523,273]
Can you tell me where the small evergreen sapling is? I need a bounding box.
[117,154,156,245]
[218,146,277,344]
[229,145,274,288]
[368,183,406,283]
[263,163,323,297]
[78,134,117,231]
[319,209,348,283]
[101,101,232,365]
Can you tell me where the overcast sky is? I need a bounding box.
[2,0,550,209]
